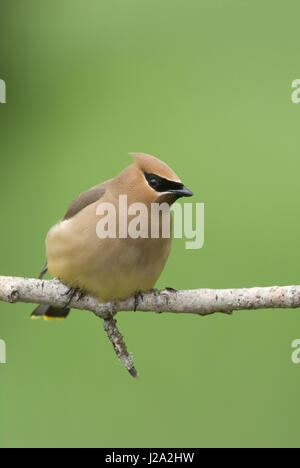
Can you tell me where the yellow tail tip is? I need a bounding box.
[44,316,66,321]
[30,315,41,320]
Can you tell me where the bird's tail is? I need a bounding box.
[31,262,70,321]
[31,304,70,321]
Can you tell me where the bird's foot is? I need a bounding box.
[62,287,73,297]
[77,291,86,302]
[134,292,144,312]
[63,289,78,309]
[61,287,86,308]
[165,287,178,293]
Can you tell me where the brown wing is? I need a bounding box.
[64,181,108,220]
[37,181,108,281]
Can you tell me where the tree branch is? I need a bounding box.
[1,275,300,377]
[103,317,139,378]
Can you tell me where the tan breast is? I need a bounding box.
[46,192,172,302]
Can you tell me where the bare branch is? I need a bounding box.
[1,276,300,316]
[1,275,300,377]
[103,317,138,378]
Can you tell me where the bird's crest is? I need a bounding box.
[129,153,181,182]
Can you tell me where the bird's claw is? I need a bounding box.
[134,292,144,312]
[61,288,85,309]
[62,287,73,297]
[165,287,178,293]
[77,291,86,302]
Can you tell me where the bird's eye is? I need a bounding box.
[149,177,159,189]
[144,173,163,191]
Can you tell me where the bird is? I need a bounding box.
[31,153,193,320]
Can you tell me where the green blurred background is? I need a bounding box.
[1,0,300,448]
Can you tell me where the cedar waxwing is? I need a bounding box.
[32,153,193,320]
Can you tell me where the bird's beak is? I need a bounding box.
[170,186,194,198]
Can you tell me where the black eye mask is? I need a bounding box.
[144,173,184,193]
